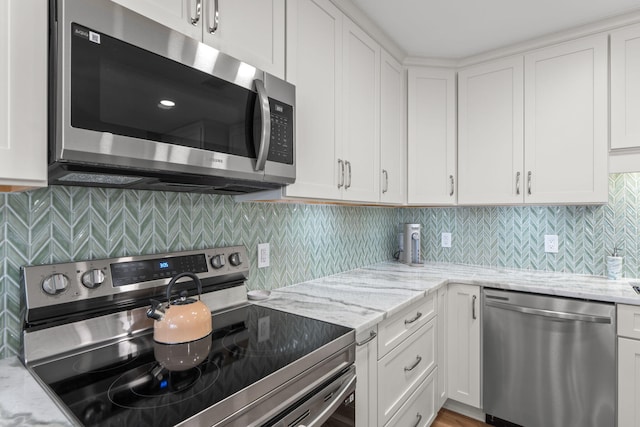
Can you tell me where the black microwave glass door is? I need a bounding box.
[70,23,257,160]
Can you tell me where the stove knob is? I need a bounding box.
[229,252,242,267]
[81,269,105,289]
[210,254,226,269]
[42,273,69,295]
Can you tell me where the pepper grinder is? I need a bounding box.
[606,247,623,280]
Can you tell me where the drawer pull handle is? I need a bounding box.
[413,413,423,427]
[356,330,377,346]
[404,356,422,372]
[405,312,422,325]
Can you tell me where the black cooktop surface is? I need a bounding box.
[31,305,352,426]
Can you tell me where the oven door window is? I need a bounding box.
[70,23,257,159]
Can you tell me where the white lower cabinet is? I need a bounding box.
[354,293,442,427]
[355,328,378,427]
[385,368,438,427]
[436,286,447,410]
[618,337,640,427]
[378,317,436,426]
[446,284,481,408]
[618,304,640,427]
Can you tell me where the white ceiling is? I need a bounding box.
[350,0,640,59]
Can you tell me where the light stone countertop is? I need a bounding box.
[254,261,640,335]
[3,260,639,424]
[0,357,73,427]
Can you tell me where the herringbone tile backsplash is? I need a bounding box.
[1,173,639,358]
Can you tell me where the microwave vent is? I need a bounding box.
[57,173,144,185]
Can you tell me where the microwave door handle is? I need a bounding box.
[254,79,271,172]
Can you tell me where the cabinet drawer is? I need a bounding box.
[618,304,640,339]
[378,317,436,426]
[378,293,435,358]
[385,368,437,427]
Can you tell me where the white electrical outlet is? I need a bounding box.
[544,235,559,253]
[258,243,270,268]
[441,232,452,248]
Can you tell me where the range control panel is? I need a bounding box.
[22,246,249,313]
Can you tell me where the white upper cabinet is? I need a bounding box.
[0,0,47,192]
[524,34,608,204]
[458,35,608,205]
[379,50,406,205]
[284,0,381,203]
[611,23,640,151]
[458,56,524,205]
[283,0,343,200]
[407,67,456,205]
[342,17,381,202]
[109,0,285,78]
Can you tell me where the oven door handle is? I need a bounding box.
[298,371,356,427]
[254,79,271,172]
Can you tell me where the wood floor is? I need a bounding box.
[431,409,491,427]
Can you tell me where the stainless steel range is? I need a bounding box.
[20,246,355,426]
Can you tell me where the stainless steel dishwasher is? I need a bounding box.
[483,288,615,427]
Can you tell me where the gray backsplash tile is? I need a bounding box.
[1,173,639,358]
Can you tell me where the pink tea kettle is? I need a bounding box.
[146,272,212,344]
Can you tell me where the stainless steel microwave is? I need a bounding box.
[49,0,295,194]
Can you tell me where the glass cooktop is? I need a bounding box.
[31,305,352,426]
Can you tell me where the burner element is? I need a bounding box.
[107,361,219,410]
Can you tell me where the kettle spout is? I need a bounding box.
[146,299,165,321]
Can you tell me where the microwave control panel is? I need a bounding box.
[267,100,294,165]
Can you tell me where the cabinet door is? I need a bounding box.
[202,0,285,79]
[0,0,47,191]
[379,50,405,205]
[342,17,380,203]
[283,0,343,200]
[611,23,640,151]
[407,67,456,205]
[109,0,201,39]
[436,287,447,410]
[458,56,524,205]
[447,284,481,408]
[355,329,378,427]
[524,35,608,204]
[619,337,640,427]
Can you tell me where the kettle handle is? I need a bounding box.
[166,272,203,302]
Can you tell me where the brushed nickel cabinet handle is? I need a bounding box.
[190,0,202,25]
[413,413,423,427]
[404,356,422,372]
[337,159,344,189]
[382,169,389,194]
[527,171,532,195]
[472,295,477,320]
[404,311,423,325]
[207,0,219,34]
[449,174,455,196]
[516,171,521,195]
[345,161,352,189]
[356,330,377,346]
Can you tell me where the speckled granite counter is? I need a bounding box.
[2,260,639,424]
[254,261,640,334]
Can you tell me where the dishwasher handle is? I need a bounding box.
[485,299,612,324]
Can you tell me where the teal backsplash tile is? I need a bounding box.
[0,186,397,358]
[2,174,640,358]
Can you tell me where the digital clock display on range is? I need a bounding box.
[110,254,207,287]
